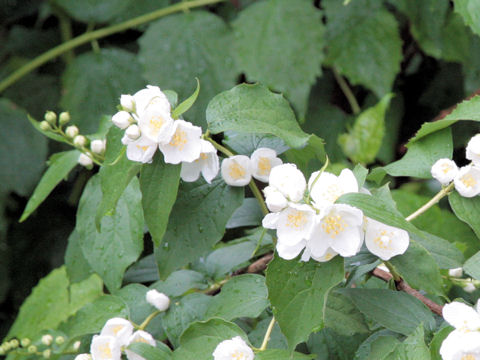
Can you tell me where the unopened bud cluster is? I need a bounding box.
[0,334,67,358]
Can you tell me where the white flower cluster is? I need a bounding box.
[262,164,409,262]
[112,86,219,184]
[440,301,480,359]
[221,148,282,186]
[431,134,480,197]
[212,336,254,360]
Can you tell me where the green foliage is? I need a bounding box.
[454,0,480,37]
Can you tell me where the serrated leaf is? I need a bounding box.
[206,83,311,149]
[139,11,238,129]
[453,0,480,37]
[60,48,145,133]
[232,0,325,118]
[206,274,269,320]
[76,175,144,292]
[339,94,392,164]
[20,150,80,222]
[154,178,243,279]
[139,152,180,247]
[324,0,402,97]
[266,255,344,351]
[449,190,480,240]
[338,288,436,335]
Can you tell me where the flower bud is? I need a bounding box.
[21,338,31,347]
[448,267,463,278]
[2,342,10,351]
[74,354,92,360]
[90,139,106,154]
[43,349,51,359]
[73,135,87,148]
[44,111,57,125]
[59,112,70,125]
[73,341,81,351]
[9,339,19,349]
[28,345,37,353]
[42,335,53,346]
[464,281,477,293]
[0,346,5,355]
[65,126,79,138]
[55,336,65,345]
[120,94,136,112]
[40,121,51,131]
[146,289,170,311]
[78,154,93,169]
[125,124,141,140]
[112,111,133,129]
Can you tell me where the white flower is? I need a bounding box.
[133,85,170,118]
[443,302,480,333]
[180,140,219,183]
[464,281,477,293]
[74,135,87,148]
[90,335,121,360]
[65,125,79,138]
[100,318,133,347]
[126,136,157,164]
[146,290,170,312]
[454,165,480,197]
[467,134,480,166]
[263,186,288,213]
[74,354,92,360]
[250,147,282,182]
[275,204,316,247]
[73,341,82,351]
[221,155,252,186]
[364,218,409,261]
[78,153,93,168]
[308,168,358,211]
[125,124,141,141]
[120,94,136,112]
[308,204,364,258]
[112,111,133,130]
[42,335,53,346]
[449,267,463,278]
[301,247,338,263]
[125,331,156,360]
[91,139,106,154]
[158,120,202,164]
[137,102,175,144]
[431,158,458,185]
[212,336,254,360]
[268,163,306,202]
[276,240,307,260]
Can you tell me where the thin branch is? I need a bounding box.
[405,182,454,222]
[259,317,276,351]
[247,253,273,273]
[332,67,361,115]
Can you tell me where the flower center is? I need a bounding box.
[374,230,391,249]
[461,174,477,188]
[257,157,271,175]
[200,153,208,160]
[321,184,343,203]
[461,354,476,360]
[136,145,149,152]
[231,350,247,360]
[441,163,452,174]
[286,210,308,229]
[99,343,112,358]
[169,130,187,150]
[112,325,123,335]
[321,214,347,238]
[149,115,165,135]
[229,162,246,180]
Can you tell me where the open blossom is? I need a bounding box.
[250,147,282,182]
[440,301,480,360]
[269,164,306,202]
[90,335,121,360]
[125,331,156,360]
[467,134,480,166]
[454,165,480,197]
[364,217,409,261]
[138,103,175,144]
[301,246,338,263]
[431,158,458,185]
[212,336,254,360]
[126,136,157,164]
[133,85,170,118]
[180,140,219,183]
[100,318,133,347]
[158,120,202,164]
[146,289,170,312]
[221,155,252,186]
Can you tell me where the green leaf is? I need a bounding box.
[124,255,160,283]
[65,229,95,283]
[429,326,452,360]
[139,11,238,129]
[60,294,128,338]
[409,95,480,143]
[155,178,243,279]
[385,325,431,360]
[206,274,269,320]
[110,0,170,24]
[248,317,287,350]
[463,251,480,280]
[7,267,102,339]
[223,131,288,156]
[128,342,172,360]
[51,0,128,23]
[338,288,436,335]
[232,0,325,118]
[226,198,263,229]
[206,83,310,149]
[0,99,47,196]
[151,269,208,297]
[20,150,80,222]
[172,318,248,360]
[453,0,480,37]
[256,350,315,360]
[140,152,180,247]
[266,255,344,351]
[171,78,200,119]
[284,134,326,175]
[60,48,146,133]
[355,332,401,360]
[116,284,151,325]
[339,94,392,164]
[324,0,402,97]
[324,290,369,336]
[449,190,480,239]
[76,175,144,292]
[307,328,368,360]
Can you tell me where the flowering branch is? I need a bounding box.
[405,182,455,222]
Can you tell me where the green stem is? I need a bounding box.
[405,182,454,222]
[0,0,226,94]
[383,261,401,282]
[259,317,275,351]
[138,310,161,330]
[332,67,361,115]
[86,23,101,54]
[204,134,235,157]
[55,8,75,64]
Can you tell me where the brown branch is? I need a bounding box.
[372,268,443,316]
[247,253,273,273]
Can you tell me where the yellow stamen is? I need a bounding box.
[461,174,477,188]
[441,163,452,174]
[257,157,271,176]
[99,343,112,358]
[200,153,208,160]
[136,145,149,152]
[286,210,307,229]
[229,162,246,180]
[461,354,475,360]
[169,130,188,150]
[149,115,165,135]
[321,184,343,203]
[231,350,246,360]
[321,214,347,238]
[373,230,391,250]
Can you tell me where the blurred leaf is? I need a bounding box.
[124,254,159,284]
[139,11,238,129]
[256,350,315,360]
[128,342,172,360]
[0,99,47,196]
[266,255,344,351]
[307,328,368,360]
[154,178,243,279]
[324,0,402,97]
[76,175,144,292]
[354,332,402,360]
[284,134,326,175]
[324,290,369,336]
[429,326,453,360]
[20,150,80,222]
[207,83,311,149]
[385,325,430,360]
[232,0,325,118]
[339,94,392,164]
[52,0,128,23]
[116,284,151,325]
[449,191,480,240]
[4,25,59,58]
[140,153,180,247]
[463,251,480,280]
[151,270,208,297]
[60,48,145,133]
[226,198,263,229]
[453,0,480,37]
[223,131,288,156]
[65,229,95,283]
[110,0,170,24]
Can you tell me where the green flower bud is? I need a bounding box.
[73,135,87,148]
[39,121,51,131]
[28,345,37,353]
[55,336,65,345]
[44,111,57,125]
[59,112,70,125]
[65,125,79,138]
[0,346,5,355]
[9,339,19,349]
[43,349,51,359]
[3,342,10,351]
[20,338,31,347]
[41,335,53,346]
